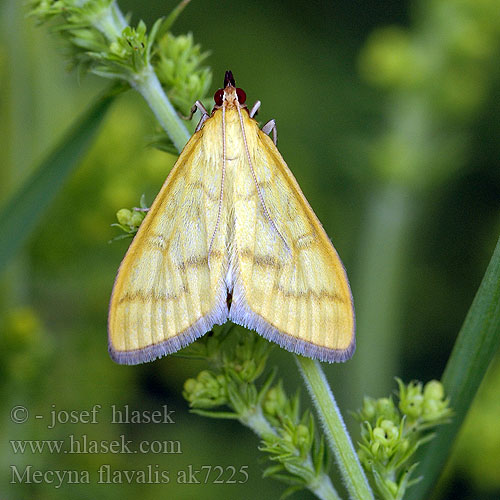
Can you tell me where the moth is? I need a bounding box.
[108,71,355,364]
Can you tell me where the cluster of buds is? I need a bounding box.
[183,370,228,409]
[110,194,148,240]
[356,378,452,500]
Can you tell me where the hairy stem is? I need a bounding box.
[296,356,374,500]
[93,1,127,39]
[130,67,190,152]
[310,472,341,500]
[241,404,277,439]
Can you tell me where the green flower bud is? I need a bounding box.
[380,419,399,441]
[422,396,451,422]
[262,387,279,415]
[399,437,410,454]
[357,448,370,467]
[182,370,227,408]
[423,380,444,400]
[361,396,377,420]
[401,393,424,418]
[399,380,424,419]
[422,398,440,419]
[369,419,401,461]
[183,378,197,394]
[372,419,399,445]
[154,32,211,116]
[116,208,132,226]
[295,424,310,448]
[129,210,145,228]
[263,386,287,416]
[109,41,127,58]
[376,397,399,423]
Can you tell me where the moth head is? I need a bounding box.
[213,70,247,109]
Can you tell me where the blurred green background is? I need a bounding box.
[1,0,499,498]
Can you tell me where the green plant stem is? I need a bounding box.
[93,1,191,152]
[309,471,341,500]
[296,356,374,500]
[94,1,127,39]
[407,235,500,500]
[241,404,277,439]
[130,67,190,152]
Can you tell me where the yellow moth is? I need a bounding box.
[108,71,355,364]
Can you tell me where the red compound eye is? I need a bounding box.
[214,88,224,106]
[236,88,246,104]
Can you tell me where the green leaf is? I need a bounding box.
[155,0,193,42]
[280,484,306,499]
[189,409,239,420]
[257,367,278,403]
[407,235,500,499]
[0,92,114,275]
[262,464,285,478]
[148,131,181,155]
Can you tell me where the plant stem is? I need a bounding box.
[130,67,190,152]
[92,1,191,152]
[296,356,374,500]
[93,1,127,39]
[242,405,277,439]
[310,471,341,500]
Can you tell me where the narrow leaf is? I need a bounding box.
[0,93,114,275]
[156,0,192,40]
[408,236,500,499]
[190,409,239,420]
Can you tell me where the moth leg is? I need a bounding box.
[185,100,210,131]
[249,100,261,118]
[262,119,277,145]
[133,207,149,212]
[195,113,210,132]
